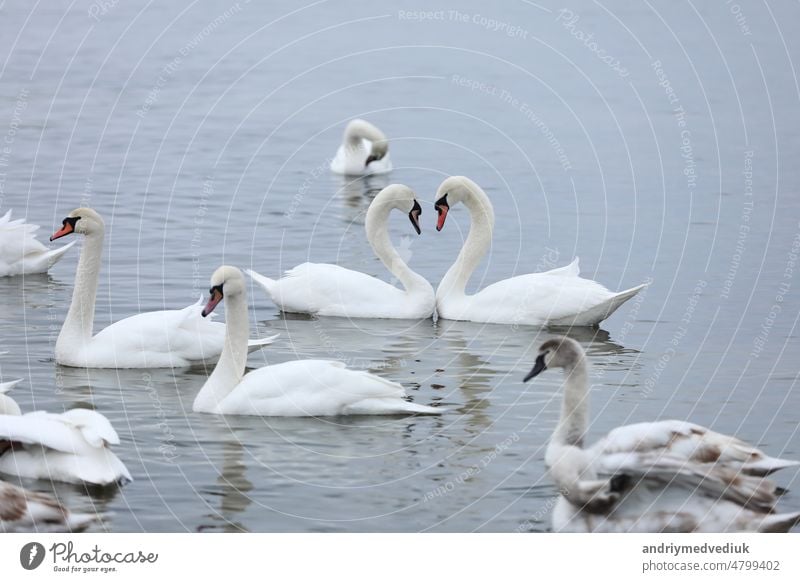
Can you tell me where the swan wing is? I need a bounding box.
[218,360,436,416]
[91,300,225,365]
[465,272,616,324]
[0,209,75,276]
[592,420,799,475]
[0,412,93,454]
[268,263,408,317]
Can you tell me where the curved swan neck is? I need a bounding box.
[58,229,104,348]
[193,291,250,413]
[365,201,429,295]
[553,356,590,448]
[344,119,385,146]
[436,183,495,301]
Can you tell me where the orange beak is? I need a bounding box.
[50,221,74,241]
[202,287,223,317]
[435,204,449,232]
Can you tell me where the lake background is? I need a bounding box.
[0,0,798,531]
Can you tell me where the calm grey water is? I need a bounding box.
[0,0,799,532]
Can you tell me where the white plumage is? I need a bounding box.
[0,208,75,277]
[434,177,646,326]
[195,266,442,417]
[330,119,392,176]
[524,337,800,532]
[0,383,131,486]
[51,207,275,368]
[248,184,434,319]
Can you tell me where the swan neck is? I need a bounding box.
[58,231,103,347]
[365,204,428,294]
[437,187,494,301]
[345,120,384,145]
[194,292,249,412]
[553,358,590,448]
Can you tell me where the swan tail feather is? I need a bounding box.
[246,269,277,298]
[40,239,76,268]
[344,398,443,416]
[550,282,648,327]
[744,457,800,476]
[757,511,800,533]
[65,512,98,531]
[0,378,23,394]
[246,334,280,353]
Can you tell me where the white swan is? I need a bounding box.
[1,479,95,532]
[248,184,435,319]
[433,176,647,326]
[330,119,392,175]
[49,208,276,368]
[524,337,800,532]
[0,381,131,486]
[0,208,75,277]
[194,266,442,416]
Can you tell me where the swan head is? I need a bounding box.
[523,337,585,381]
[365,139,388,168]
[434,176,482,231]
[203,265,246,317]
[371,184,423,235]
[50,208,104,240]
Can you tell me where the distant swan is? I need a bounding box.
[0,380,131,486]
[434,176,646,326]
[1,479,95,532]
[248,184,434,319]
[50,208,275,368]
[330,119,392,176]
[524,337,800,532]
[194,266,442,416]
[0,208,75,277]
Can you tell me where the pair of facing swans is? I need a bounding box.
[249,175,646,325]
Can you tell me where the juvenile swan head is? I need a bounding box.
[50,207,105,240]
[523,337,585,382]
[203,265,246,317]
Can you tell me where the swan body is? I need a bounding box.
[524,337,800,533]
[0,209,75,277]
[433,177,646,326]
[50,208,275,368]
[1,480,95,532]
[0,384,131,486]
[248,185,434,319]
[194,266,442,417]
[330,119,392,175]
